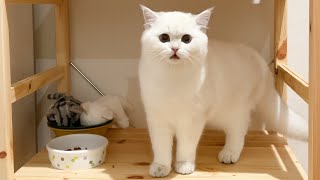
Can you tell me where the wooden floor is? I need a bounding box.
[15,129,307,180]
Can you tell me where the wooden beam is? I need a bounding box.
[55,0,70,95]
[10,66,64,103]
[309,0,320,179]
[276,63,309,103]
[5,0,62,4]
[274,0,287,101]
[0,0,14,179]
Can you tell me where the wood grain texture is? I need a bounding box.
[277,63,309,103]
[55,0,70,95]
[274,0,287,101]
[15,129,306,180]
[309,0,320,179]
[5,0,62,4]
[0,0,14,179]
[11,66,64,103]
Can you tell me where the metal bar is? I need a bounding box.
[70,62,104,96]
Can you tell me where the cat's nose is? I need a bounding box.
[171,48,179,54]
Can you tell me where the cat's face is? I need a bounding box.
[140,5,213,66]
[80,102,113,126]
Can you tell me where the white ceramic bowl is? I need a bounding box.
[46,134,108,170]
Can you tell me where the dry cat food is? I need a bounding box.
[65,147,88,151]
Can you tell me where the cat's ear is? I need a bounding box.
[195,7,214,32]
[80,102,90,114]
[102,110,114,120]
[140,5,158,29]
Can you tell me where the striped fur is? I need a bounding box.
[46,93,83,127]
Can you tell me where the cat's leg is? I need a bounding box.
[147,114,174,177]
[175,115,206,175]
[114,108,130,128]
[218,106,250,164]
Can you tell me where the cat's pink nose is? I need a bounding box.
[172,48,179,54]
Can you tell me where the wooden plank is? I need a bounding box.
[55,0,70,95]
[274,0,287,101]
[15,129,306,180]
[10,66,64,103]
[277,63,309,103]
[0,0,14,179]
[309,0,320,179]
[5,0,62,4]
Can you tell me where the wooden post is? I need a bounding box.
[0,0,14,179]
[309,0,320,179]
[274,0,287,101]
[55,0,70,95]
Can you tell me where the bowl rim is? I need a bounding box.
[48,120,113,130]
[46,133,108,154]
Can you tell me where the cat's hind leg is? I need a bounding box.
[218,105,250,164]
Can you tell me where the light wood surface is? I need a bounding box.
[0,0,14,179]
[55,0,70,95]
[309,0,320,179]
[5,0,62,4]
[10,66,64,103]
[15,129,307,180]
[274,0,287,101]
[277,63,309,103]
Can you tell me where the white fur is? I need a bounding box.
[139,6,308,177]
[80,95,130,128]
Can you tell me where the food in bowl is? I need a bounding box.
[46,134,108,170]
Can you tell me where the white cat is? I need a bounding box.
[80,95,130,128]
[138,5,308,178]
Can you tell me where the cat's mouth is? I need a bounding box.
[170,54,180,60]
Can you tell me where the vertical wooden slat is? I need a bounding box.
[55,0,70,95]
[309,0,320,179]
[274,0,287,101]
[0,0,14,179]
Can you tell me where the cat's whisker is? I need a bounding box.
[186,56,197,71]
[182,58,186,66]
[179,52,196,70]
[187,55,201,70]
[186,56,199,70]
[187,53,202,66]
[151,50,169,62]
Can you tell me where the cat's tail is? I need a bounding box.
[255,82,308,141]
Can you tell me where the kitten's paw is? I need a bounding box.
[218,148,241,164]
[149,162,171,178]
[117,118,129,128]
[175,161,195,175]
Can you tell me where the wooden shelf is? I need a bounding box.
[15,129,306,180]
[5,0,62,4]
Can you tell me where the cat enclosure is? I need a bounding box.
[0,0,319,179]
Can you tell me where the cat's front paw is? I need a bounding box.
[218,148,241,164]
[175,161,195,175]
[149,162,171,178]
[117,118,130,128]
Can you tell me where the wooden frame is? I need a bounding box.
[309,0,320,179]
[1,0,70,179]
[0,0,14,179]
[0,0,318,179]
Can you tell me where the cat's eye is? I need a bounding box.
[181,34,192,44]
[159,34,170,43]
